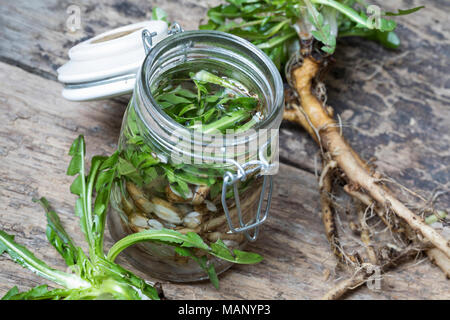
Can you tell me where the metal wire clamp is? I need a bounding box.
[221,158,275,242]
[142,22,184,54]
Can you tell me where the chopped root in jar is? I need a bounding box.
[151,197,183,225]
[183,211,203,229]
[126,182,154,216]
[192,186,210,205]
[166,185,192,203]
[148,219,164,230]
[130,213,149,228]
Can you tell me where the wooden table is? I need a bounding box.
[0,0,449,299]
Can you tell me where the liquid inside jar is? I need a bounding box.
[109,63,267,281]
[152,68,265,133]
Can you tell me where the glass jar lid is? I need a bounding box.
[57,20,169,101]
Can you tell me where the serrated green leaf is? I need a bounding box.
[174,247,219,289]
[152,7,168,22]
[106,229,210,261]
[143,167,157,184]
[385,6,424,17]
[321,45,335,54]
[232,249,263,264]
[156,92,193,105]
[95,170,113,192]
[67,152,83,176]
[182,232,209,250]
[45,207,78,266]
[74,197,87,236]
[379,18,397,32]
[99,151,119,170]
[311,30,324,43]
[211,239,235,261]
[1,286,19,300]
[3,285,75,300]
[3,285,49,300]
[70,174,83,195]
[67,136,85,176]
[68,135,85,156]
[206,261,219,289]
[117,157,137,175]
[0,230,86,289]
[174,246,192,257]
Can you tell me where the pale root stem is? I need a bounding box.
[343,185,398,232]
[320,162,359,265]
[426,248,450,278]
[322,274,366,300]
[291,57,450,260]
[322,246,418,300]
[319,160,337,189]
[284,103,319,143]
[344,184,450,276]
[358,207,378,265]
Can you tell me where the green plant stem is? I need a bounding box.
[311,0,371,28]
[225,17,285,30]
[257,30,297,49]
[198,109,251,134]
[0,231,88,289]
[236,116,259,133]
[106,230,199,262]
[191,70,237,91]
[106,230,262,265]
[78,142,94,250]
[86,158,103,258]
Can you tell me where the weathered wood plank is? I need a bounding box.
[0,0,221,79]
[0,62,449,299]
[282,0,450,204]
[0,0,448,208]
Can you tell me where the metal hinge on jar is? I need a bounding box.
[142,22,184,54]
[221,150,276,242]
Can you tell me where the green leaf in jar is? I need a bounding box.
[177,170,216,186]
[209,182,222,200]
[117,157,144,186]
[171,85,198,99]
[178,103,197,116]
[156,92,193,105]
[174,247,219,289]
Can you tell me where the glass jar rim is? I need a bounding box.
[139,30,283,133]
[133,30,284,167]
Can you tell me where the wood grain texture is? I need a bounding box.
[0,0,449,299]
[0,62,449,299]
[0,0,447,203]
[0,0,221,79]
[281,0,450,203]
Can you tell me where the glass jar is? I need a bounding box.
[108,30,284,282]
